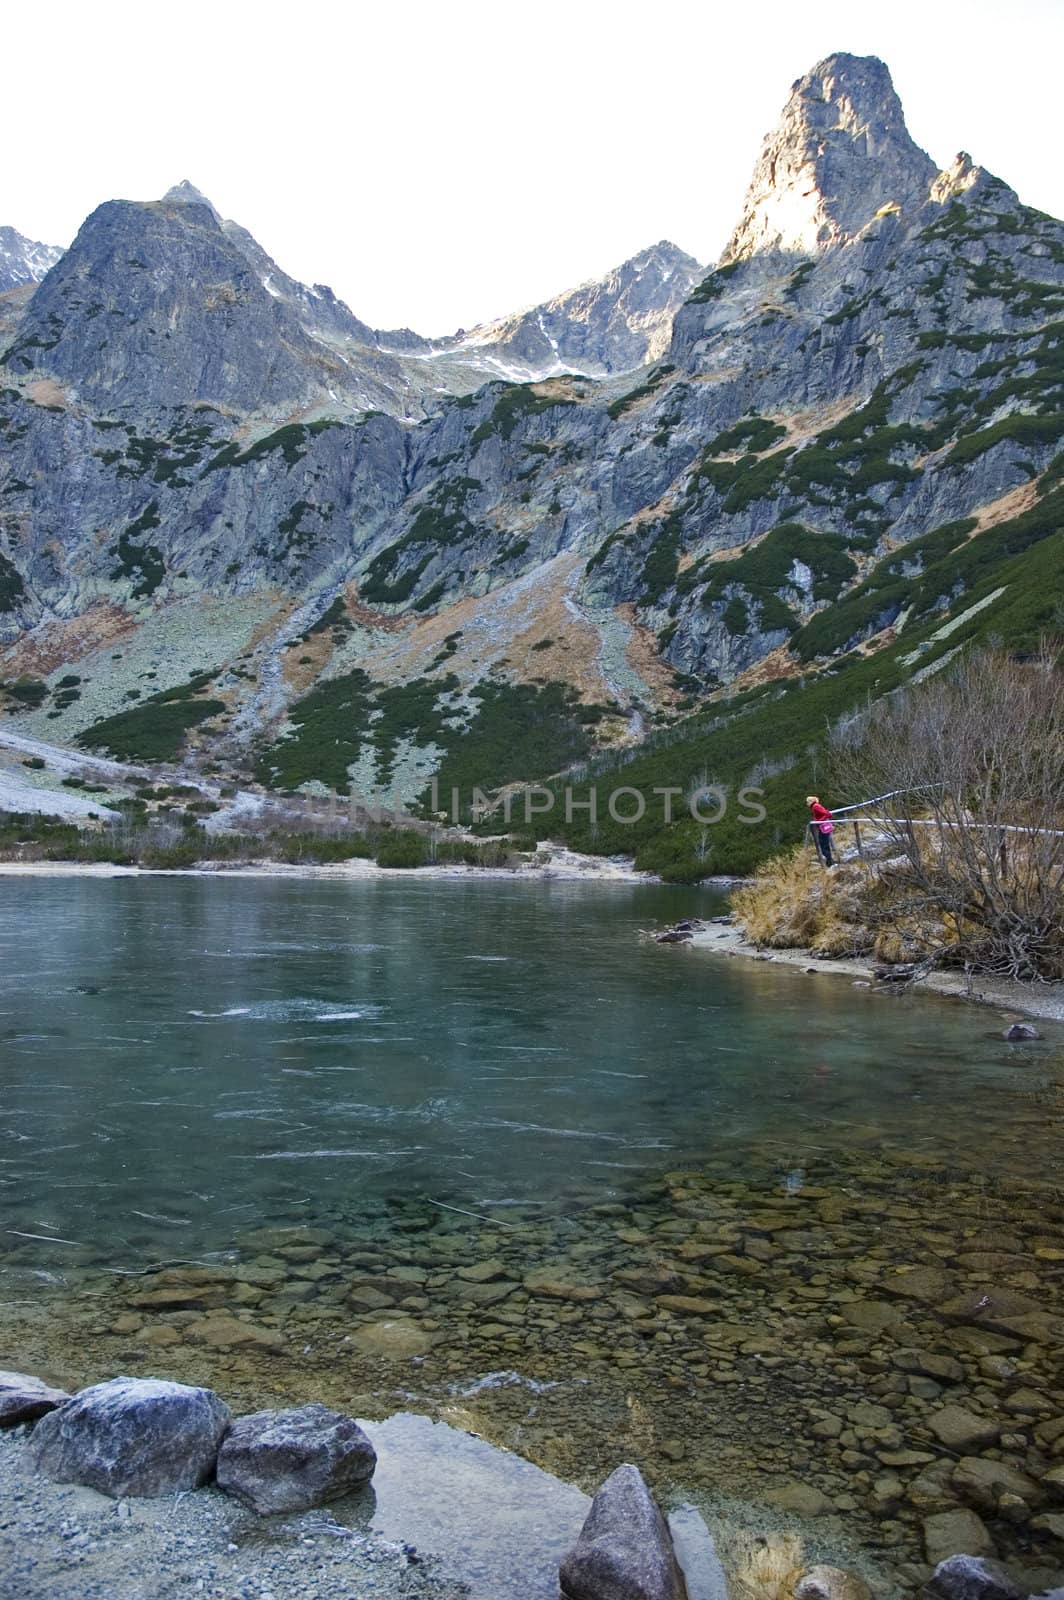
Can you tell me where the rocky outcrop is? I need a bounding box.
[559,1463,688,1600]
[215,1403,377,1513]
[722,53,938,262]
[29,1376,230,1497]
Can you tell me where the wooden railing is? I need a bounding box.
[807,787,1064,865]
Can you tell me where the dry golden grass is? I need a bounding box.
[731,846,876,956]
[731,834,1058,971]
[716,1528,804,1600]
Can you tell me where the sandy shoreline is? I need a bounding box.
[689,920,1064,1025]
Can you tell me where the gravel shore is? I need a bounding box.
[0,1431,466,1600]
[689,920,1064,1025]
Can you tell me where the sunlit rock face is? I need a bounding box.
[721,53,938,262]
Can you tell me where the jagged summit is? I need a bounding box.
[722,52,938,263]
[162,180,219,216]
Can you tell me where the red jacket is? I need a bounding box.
[810,802,832,824]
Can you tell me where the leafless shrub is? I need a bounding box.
[830,645,1064,980]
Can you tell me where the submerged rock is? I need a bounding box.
[216,1403,377,1514]
[927,1406,1001,1452]
[952,1455,1043,1515]
[927,1553,1027,1598]
[0,1370,70,1427]
[1003,1023,1040,1041]
[349,1319,434,1358]
[923,1508,996,1566]
[29,1376,230,1497]
[763,1481,836,1517]
[560,1463,687,1600]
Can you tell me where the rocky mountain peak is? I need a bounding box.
[929,150,987,205]
[162,179,219,215]
[721,51,938,263]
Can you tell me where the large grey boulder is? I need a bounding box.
[927,1554,1027,1598]
[560,1464,687,1600]
[215,1403,377,1514]
[29,1376,230,1497]
[0,1370,70,1427]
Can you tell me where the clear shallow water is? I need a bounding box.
[2,877,1063,1594]
[0,875,1055,1270]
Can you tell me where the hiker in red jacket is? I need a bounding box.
[806,795,835,867]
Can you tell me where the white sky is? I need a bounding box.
[5,0,1063,336]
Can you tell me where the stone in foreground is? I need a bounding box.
[560,1463,687,1600]
[927,1553,1027,1598]
[0,1370,71,1427]
[785,1566,872,1600]
[0,1369,71,1433]
[29,1376,230,1497]
[215,1403,377,1514]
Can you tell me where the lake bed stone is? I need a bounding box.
[29,1376,230,1497]
[764,1481,836,1517]
[349,1319,434,1358]
[924,1508,996,1565]
[928,1406,1001,1452]
[952,1456,1043,1514]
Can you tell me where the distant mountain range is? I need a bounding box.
[0,226,63,293]
[2,179,702,418]
[1,52,1061,877]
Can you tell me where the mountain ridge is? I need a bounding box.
[1,185,702,415]
[1,51,1061,878]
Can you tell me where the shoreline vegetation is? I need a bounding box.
[686,916,1064,1027]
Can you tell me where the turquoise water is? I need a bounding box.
[3,876,1063,1592]
[0,875,1054,1272]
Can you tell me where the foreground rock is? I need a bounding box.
[215,1403,377,1514]
[927,1554,1027,1598]
[783,1567,872,1600]
[30,1376,230,1497]
[560,1463,687,1600]
[0,1371,69,1427]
